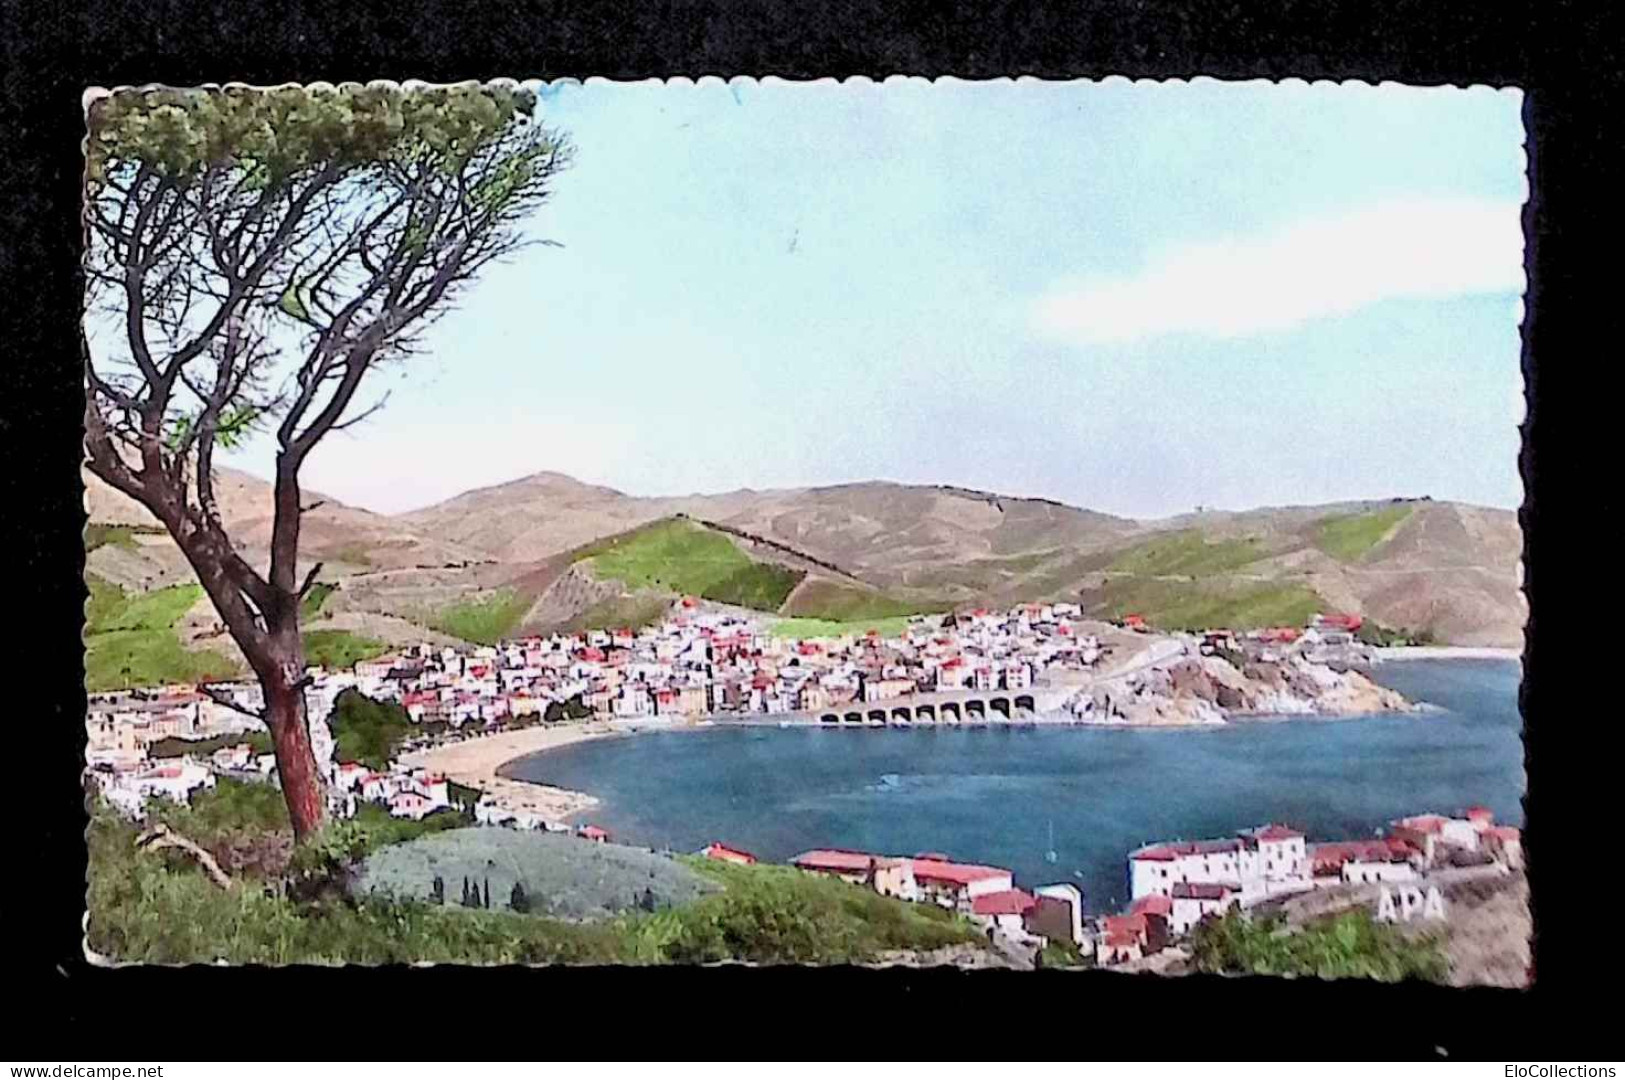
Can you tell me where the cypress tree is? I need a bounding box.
[483,877,491,909]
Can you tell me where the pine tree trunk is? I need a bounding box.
[264,661,326,841]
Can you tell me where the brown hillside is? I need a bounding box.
[85,465,1524,648]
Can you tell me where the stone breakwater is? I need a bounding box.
[1067,654,1418,727]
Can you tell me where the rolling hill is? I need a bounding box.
[83,465,1526,681]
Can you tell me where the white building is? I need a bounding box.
[1169,882,1240,934]
[1342,859,1420,886]
[1129,824,1311,905]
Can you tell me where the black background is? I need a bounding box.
[1,0,1617,1060]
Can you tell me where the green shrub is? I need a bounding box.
[1190,908,1447,982]
[330,689,414,769]
[300,582,338,619]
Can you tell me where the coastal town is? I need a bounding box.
[84,600,1415,825]
[76,593,1524,969]
[783,800,1522,968]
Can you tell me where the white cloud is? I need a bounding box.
[1031,197,1525,345]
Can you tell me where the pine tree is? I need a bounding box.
[509,881,531,913]
[430,875,445,904]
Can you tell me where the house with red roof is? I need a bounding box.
[388,790,436,821]
[792,849,918,901]
[1309,838,1421,886]
[1170,881,1241,934]
[910,856,1015,911]
[969,888,1036,934]
[1481,825,1523,869]
[702,842,757,866]
[1097,913,1158,964]
[1130,824,1311,903]
[577,824,610,843]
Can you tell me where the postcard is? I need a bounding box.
[82,77,1526,980]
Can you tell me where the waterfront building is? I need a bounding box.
[969,888,1037,935]
[910,857,1015,911]
[1026,883,1088,948]
[1169,881,1240,934]
[1309,838,1422,886]
[791,849,920,901]
[1129,823,1310,904]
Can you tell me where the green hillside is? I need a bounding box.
[302,629,390,670]
[1108,529,1271,577]
[1085,577,1325,632]
[1315,506,1414,562]
[581,518,805,611]
[769,615,919,639]
[427,588,533,645]
[779,578,949,623]
[84,576,240,691]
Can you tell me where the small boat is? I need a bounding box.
[1044,820,1058,865]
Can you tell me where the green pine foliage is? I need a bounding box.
[329,689,415,769]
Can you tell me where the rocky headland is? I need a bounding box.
[1069,653,1417,727]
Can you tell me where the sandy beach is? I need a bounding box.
[399,722,621,823]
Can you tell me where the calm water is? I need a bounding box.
[515,659,1523,912]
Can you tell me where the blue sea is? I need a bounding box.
[512,659,1523,913]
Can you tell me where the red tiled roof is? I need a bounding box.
[910,858,1012,887]
[1485,826,1521,842]
[1130,894,1173,917]
[578,825,609,840]
[1310,839,1416,871]
[793,849,899,874]
[970,889,1036,917]
[1103,913,1147,937]
[703,842,757,864]
[1396,814,1448,834]
[1132,838,1243,861]
[1251,824,1303,842]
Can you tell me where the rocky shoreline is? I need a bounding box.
[1065,653,1419,727]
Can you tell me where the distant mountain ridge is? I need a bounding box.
[84,466,1525,651]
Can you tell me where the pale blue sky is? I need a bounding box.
[231,77,1528,519]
